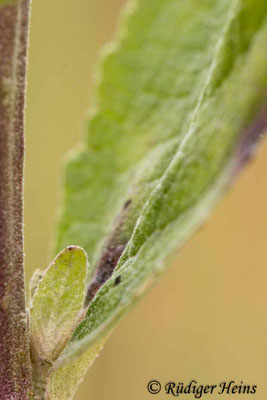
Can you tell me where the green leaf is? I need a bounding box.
[0,0,16,5]
[48,334,111,400]
[30,246,89,398]
[56,0,234,268]
[51,0,267,398]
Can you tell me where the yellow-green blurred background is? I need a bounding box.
[25,1,267,399]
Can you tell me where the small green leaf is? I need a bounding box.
[30,246,89,397]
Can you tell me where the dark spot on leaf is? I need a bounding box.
[123,199,132,209]
[67,246,74,251]
[114,275,121,286]
[85,243,126,305]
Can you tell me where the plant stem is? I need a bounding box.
[0,0,33,398]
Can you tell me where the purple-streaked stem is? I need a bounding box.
[0,0,33,398]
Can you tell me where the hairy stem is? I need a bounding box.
[0,0,33,398]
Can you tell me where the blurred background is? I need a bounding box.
[25,1,267,399]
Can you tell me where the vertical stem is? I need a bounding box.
[0,0,33,398]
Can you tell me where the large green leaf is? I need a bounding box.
[56,0,234,268]
[49,0,267,398]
